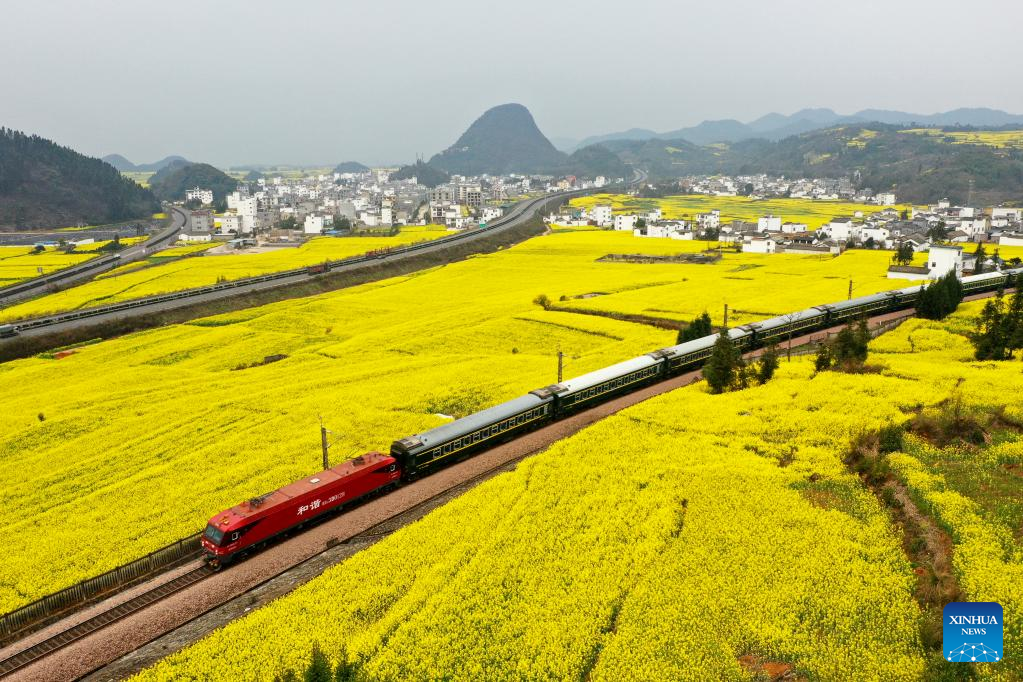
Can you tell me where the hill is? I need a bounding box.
[390,160,450,188]
[101,154,190,172]
[148,162,238,204]
[429,103,567,175]
[335,161,370,173]
[101,154,137,171]
[617,125,1023,204]
[0,128,159,230]
[573,107,1023,150]
[560,144,628,179]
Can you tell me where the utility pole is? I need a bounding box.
[320,417,330,470]
[848,278,853,300]
[557,350,564,383]
[723,303,729,328]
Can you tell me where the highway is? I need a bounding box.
[0,208,184,307]
[0,186,613,340]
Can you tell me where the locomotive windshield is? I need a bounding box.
[203,524,225,545]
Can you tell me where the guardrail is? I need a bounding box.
[0,533,201,647]
[0,191,588,642]
[780,314,912,358]
[0,212,183,304]
[4,190,587,334]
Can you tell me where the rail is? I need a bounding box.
[0,533,200,648]
[0,187,614,646]
[0,211,182,303]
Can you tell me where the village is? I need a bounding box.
[173,169,612,249]
[548,173,1023,281]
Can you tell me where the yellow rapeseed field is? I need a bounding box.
[134,300,1023,681]
[570,194,910,229]
[0,227,450,322]
[0,229,917,613]
[0,247,96,286]
[902,128,1023,150]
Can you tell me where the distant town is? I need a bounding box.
[175,170,614,248]
[548,173,1023,281]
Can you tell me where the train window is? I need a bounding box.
[203,524,225,546]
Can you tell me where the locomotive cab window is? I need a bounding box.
[203,524,225,546]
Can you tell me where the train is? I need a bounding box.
[200,266,1023,566]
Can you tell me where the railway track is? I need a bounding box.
[0,566,215,678]
[0,445,536,681]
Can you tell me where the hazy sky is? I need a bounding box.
[3,0,1021,167]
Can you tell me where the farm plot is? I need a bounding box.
[0,228,912,612]
[135,300,1023,681]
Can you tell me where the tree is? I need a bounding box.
[973,243,987,274]
[814,343,833,372]
[279,216,298,230]
[334,646,358,682]
[864,236,876,249]
[757,344,780,383]
[635,217,647,228]
[926,221,949,242]
[973,293,1007,360]
[334,215,351,230]
[900,208,909,220]
[702,330,740,394]
[1004,274,1023,357]
[917,271,963,321]
[304,645,333,682]
[816,318,870,371]
[677,312,713,344]
[533,293,552,310]
[892,241,914,266]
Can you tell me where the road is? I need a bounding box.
[0,209,184,307]
[2,189,598,339]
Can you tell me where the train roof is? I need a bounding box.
[207,451,393,529]
[820,291,892,312]
[557,354,661,395]
[744,307,826,332]
[394,393,550,454]
[962,270,1015,285]
[657,327,749,359]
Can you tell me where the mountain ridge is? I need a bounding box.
[102,154,190,173]
[572,107,1023,150]
[0,128,159,230]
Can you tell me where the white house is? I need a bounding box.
[614,214,638,231]
[860,226,891,247]
[481,206,503,224]
[304,215,326,234]
[957,217,989,238]
[186,187,214,205]
[220,213,243,234]
[757,215,782,233]
[591,205,613,227]
[696,211,720,229]
[780,222,808,234]
[875,192,897,206]
[178,232,212,243]
[826,217,858,242]
[926,245,963,278]
[742,236,778,254]
[998,232,1023,247]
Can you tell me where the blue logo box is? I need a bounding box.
[943,602,1003,663]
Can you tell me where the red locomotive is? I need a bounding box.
[201,451,399,567]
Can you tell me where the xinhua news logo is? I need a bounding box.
[943,602,1003,663]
